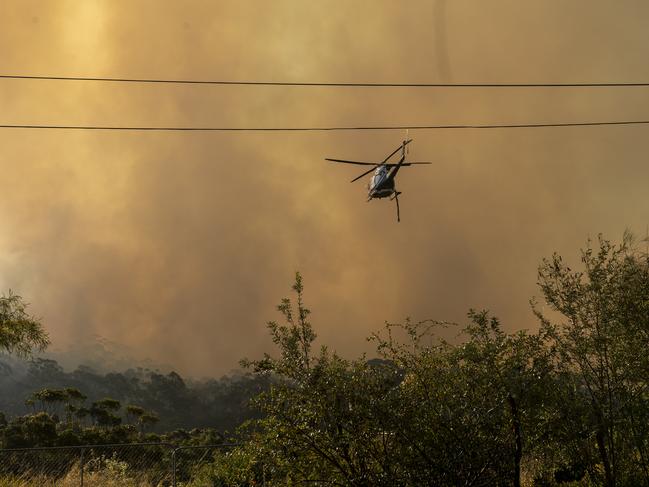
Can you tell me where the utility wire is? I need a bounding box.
[2,74,649,88]
[1,120,649,131]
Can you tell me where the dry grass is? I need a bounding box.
[0,457,170,487]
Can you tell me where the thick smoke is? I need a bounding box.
[1,1,648,375]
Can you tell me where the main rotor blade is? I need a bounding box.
[350,166,377,183]
[326,140,418,166]
[381,146,402,164]
[375,162,432,167]
[325,158,379,166]
[381,139,413,164]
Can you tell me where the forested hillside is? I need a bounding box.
[0,356,268,433]
[2,235,649,486]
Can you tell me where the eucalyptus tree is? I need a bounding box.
[138,412,160,434]
[0,291,48,357]
[370,311,556,487]
[236,273,406,486]
[230,274,554,486]
[90,397,122,428]
[536,234,649,486]
[29,388,68,416]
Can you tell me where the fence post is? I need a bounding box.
[79,447,85,487]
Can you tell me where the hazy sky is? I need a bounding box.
[1,1,649,376]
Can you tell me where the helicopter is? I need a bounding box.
[325,139,432,222]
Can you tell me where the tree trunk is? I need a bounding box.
[508,394,522,487]
[596,428,615,487]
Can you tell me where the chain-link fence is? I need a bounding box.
[0,442,239,486]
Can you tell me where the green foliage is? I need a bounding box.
[234,274,552,485]
[3,235,649,487]
[535,234,649,486]
[0,384,166,448]
[138,412,159,434]
[125,405,145,418]
[237,272,405,485]
[0,292,49,357]
[30,388,68,415]
[367,314,558,486]
[93,398,121,412]
[218,238,649,486]
[0,358,270,434]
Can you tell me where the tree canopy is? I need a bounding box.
[0,291,48,357]
[203,237,649,486]
[3,235,649,486]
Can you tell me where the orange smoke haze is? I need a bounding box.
[1,0,649,375]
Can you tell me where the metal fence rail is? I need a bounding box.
[0,442,239,486]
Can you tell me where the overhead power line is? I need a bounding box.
[2,74,649,88]
[1,120,649,131]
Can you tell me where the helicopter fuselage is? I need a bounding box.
[368,166,396,199]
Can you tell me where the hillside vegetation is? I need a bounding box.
[2,234,649,486]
